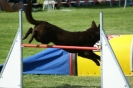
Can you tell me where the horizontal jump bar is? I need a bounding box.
[22,44,100,50]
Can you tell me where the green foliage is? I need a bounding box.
[0,4,133,87]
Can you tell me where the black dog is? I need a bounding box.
[23,1,100,66]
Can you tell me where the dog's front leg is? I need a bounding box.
[78,51,100,66]
[23,27,33,40]
[88,52,100,66]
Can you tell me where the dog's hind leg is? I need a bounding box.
[23,28,33,40]
[28,30,37,43]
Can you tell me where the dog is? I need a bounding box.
[23,1,100,66]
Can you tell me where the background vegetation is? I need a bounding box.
[0,3,133,87]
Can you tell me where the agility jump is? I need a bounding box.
[0,9,131,88]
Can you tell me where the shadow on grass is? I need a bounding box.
[41,84,100,88]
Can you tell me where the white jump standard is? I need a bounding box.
[100,12,130,88]
[0,10,23,88]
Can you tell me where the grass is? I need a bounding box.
[23,75,101,87]
[0,4,133,87]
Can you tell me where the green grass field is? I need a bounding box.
[0,4,133,87]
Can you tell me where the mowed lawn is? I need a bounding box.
[0,3,133,87]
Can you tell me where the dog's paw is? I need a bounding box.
[96,61,100,66]
[22,36,27,40]
[93,59,100,66]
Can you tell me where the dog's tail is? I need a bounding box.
[25,1,42,25]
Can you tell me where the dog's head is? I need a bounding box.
[86,21,100,42]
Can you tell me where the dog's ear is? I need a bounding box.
[91,21,97,28]
[98,24,100,28]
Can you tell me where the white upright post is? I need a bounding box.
[0,10,23,88]
[130,37,133,72]
[100,12,130,88]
